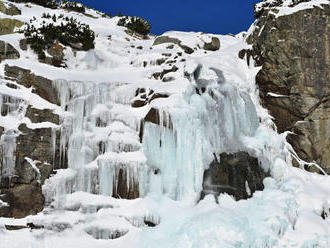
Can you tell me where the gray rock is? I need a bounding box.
[203,37,220,51]
[0,40,20,61]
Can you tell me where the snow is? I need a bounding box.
[24,157,40,176]
[255,0,330,17]
[0,1,329,248]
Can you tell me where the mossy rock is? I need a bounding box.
[0,18,24,35]
[0,1,21,15]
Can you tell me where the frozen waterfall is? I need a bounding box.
[46,64,268,204]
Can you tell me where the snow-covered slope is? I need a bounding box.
[0,1,329,247]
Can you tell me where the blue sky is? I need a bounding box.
[76,0,259,35]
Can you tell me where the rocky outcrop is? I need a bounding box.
[0,40,20,61]
[0,18,24,35]
[4,65,59,105]
[0,64,61,218]
[0,107,59,218]
[244,2,330,173]
[201,152,269,201]
[0,1,21,15]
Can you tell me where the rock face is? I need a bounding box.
[17,122,60,171]
[0,40,20,61]
[245,2,330,173]
[201,152,269,201]
[0,18,24,35]
[0,67,60,218]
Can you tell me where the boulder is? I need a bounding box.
[0,18,24,35]
[203,37,220,51]
[246,3,330,173]
[201,152,269,201]
[153,36,194,54]
[0,40,20,61]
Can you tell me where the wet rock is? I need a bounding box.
[203,37,220,51]
[0,18,24,35]
[201,152,269,201]
[247,3,330,173]
[153,36,194,54]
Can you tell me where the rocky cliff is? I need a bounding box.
[241,0,330,173]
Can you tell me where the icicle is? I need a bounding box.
[51,127,56,169]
